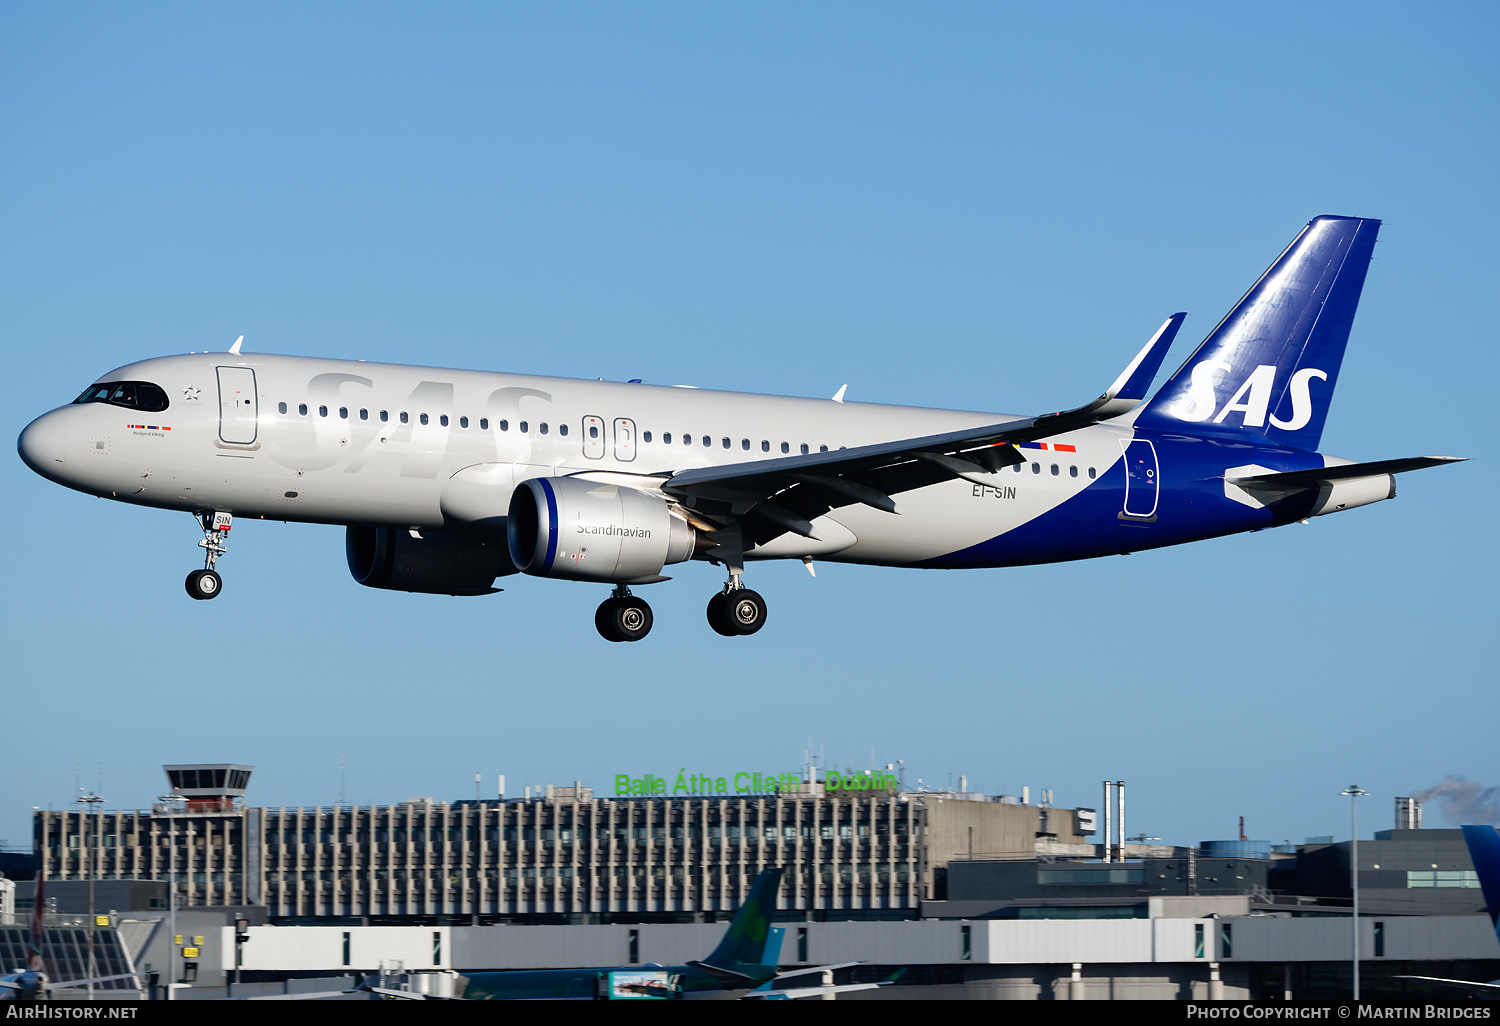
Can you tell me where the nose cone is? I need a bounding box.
[18,409,69,480]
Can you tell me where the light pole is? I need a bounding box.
[154,794,185,1001]
[75,792,105,1001]
[1340,784,1368,1000]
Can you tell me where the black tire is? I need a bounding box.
[724,589,767,635]
[185,569,222,600]
[611,599,653,642]
[706,592,737,636]
[596,597,653,642]
[595,598,624,642]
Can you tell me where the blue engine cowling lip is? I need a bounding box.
[918,432,1331,569]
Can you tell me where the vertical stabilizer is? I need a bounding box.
[1136,215,1380,451]
[702,868,784,971]
[1462,825,1500,937]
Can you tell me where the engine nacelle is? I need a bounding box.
[346,526,515,596]
[508,477,696,583]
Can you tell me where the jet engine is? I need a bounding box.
[507,477,696,583]
[345,526,516,596]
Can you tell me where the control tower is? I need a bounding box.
[163,763,253,812]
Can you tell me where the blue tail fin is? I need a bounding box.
[702,868,784,970]
[1462,825,1500,938]
[1135,215,1380,451]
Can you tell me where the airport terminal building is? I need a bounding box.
[33,765,1087,923]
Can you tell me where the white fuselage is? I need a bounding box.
[22,352,1126,566]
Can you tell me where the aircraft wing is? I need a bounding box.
[745,982,887,999]
[47,973,142,990]
[1393,976,1500,998]
[662,315,1184,552]
[745,965,903,1000]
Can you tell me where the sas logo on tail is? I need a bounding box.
[1172,362,1327,430]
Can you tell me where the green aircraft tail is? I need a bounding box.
[701,868,784,971]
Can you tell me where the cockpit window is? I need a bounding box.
[73,381,170,413]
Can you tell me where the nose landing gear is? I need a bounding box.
[185,568,222,599]
[185,512,231,601]
[595,585,653,642]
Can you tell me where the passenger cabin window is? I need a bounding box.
[380,410,388,422]
[480,418,489,430]
[319,406,328,417]
[299,404,308,416]
[742,439,751,450]
[643,431,652,443]
[459,416,469,428]
[520,421,529,433]
[400,412,409,424]
[663,433,672,444]
[500,420,509,431]
[559,424,568,436]
[72,381,171,413]
[701,436,710,447]
[419,413,429,425]
[539,422,548,434]
[340,407,348,419]
[440,415,448,427]
[278,402,287,414]
[360,409,368,420]
[722,438,730,449]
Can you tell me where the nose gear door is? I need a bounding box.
[217,367,258,445]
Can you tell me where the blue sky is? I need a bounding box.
[3,3,1495,853]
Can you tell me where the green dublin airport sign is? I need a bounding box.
[613,769,899,796]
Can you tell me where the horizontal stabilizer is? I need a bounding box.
[1231,456,1466,491]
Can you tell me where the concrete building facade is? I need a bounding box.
[34,779,1085,923]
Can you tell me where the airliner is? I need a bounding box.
[454,868,884,1000]
[17,215,1464,641]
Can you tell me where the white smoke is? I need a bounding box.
[1412,776,1500,826]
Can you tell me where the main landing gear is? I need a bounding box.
[185,512,231,601]
[706,572,767,637]
[595,585,654,642]
[593,573,771,641]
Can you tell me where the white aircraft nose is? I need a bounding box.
[17,410,69,479]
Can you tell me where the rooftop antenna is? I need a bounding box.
[228,335,244,355]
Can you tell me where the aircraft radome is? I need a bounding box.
[18,215,1465,641]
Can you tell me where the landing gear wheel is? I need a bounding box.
[596,597,653,642]
[706,592,736,636]
[708,589,767,635]
[185,568,222,600]
[724,589,767,635]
